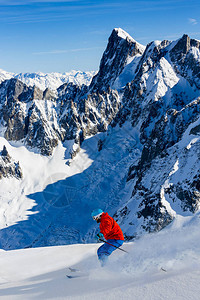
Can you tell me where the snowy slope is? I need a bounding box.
[0,138,74,232]
[0,121,141,249]
[1,212,200,299]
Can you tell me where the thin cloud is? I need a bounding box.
[0,0,118,6]
[33,46,104,55]
[0,2,123,24]
[90,30,112,36]
[32,0,80,2]
[188,18,198,25]
[0,0,80,5]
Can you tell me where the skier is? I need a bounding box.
[91,208,124,266]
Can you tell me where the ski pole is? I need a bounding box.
[98,238,128,253]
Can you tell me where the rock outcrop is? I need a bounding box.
[0,145,23,179]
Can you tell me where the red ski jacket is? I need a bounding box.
[100,212,124,240]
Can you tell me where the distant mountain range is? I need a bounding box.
[0,68,96,91]
[0,28,200,249]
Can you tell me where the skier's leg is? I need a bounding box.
[97,240,124,266]
[97,243,110,266]
[107,239,124,250]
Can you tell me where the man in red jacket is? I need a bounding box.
[91,209,124,266]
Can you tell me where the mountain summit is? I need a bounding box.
[90,28,145,92]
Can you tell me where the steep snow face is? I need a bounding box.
[114,27,145,51]
[190,46,200,62]
[112,54,142,90]
[114,27,135,41]
[0,138,75,234]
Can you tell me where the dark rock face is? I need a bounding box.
[1,79,37,141]
[0,145,23,179]
[43,88,56,101]
[57,81,121,145]
[139,97,200,165]
[0,79,60,156]
[24,101,59,156]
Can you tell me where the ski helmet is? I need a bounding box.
[91,208,103,220]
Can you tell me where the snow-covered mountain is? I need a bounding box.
[0,69,96,91]
[14,70,96,91]
[0,28,200,249]
[0,69,13,83]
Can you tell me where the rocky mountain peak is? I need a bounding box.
[89,28,145,92]
[0,78,45,105]
[171,34,191,56]
[3,78,29,102]
[113,27,136,42]
[1,145,9,157]
[170,34,200,89]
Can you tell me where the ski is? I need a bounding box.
[66,267,88,279]
[160,267,167,272]
[68,267,79,272]
[66,274,83,279]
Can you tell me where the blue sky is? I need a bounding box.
[0,0,199,73]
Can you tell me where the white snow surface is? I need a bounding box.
[114,27,136,42]
[114,28,145,51]
[190,47,200,62]
[1,212,200,299]
[112,54,142,90]
[0,69,13,84]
